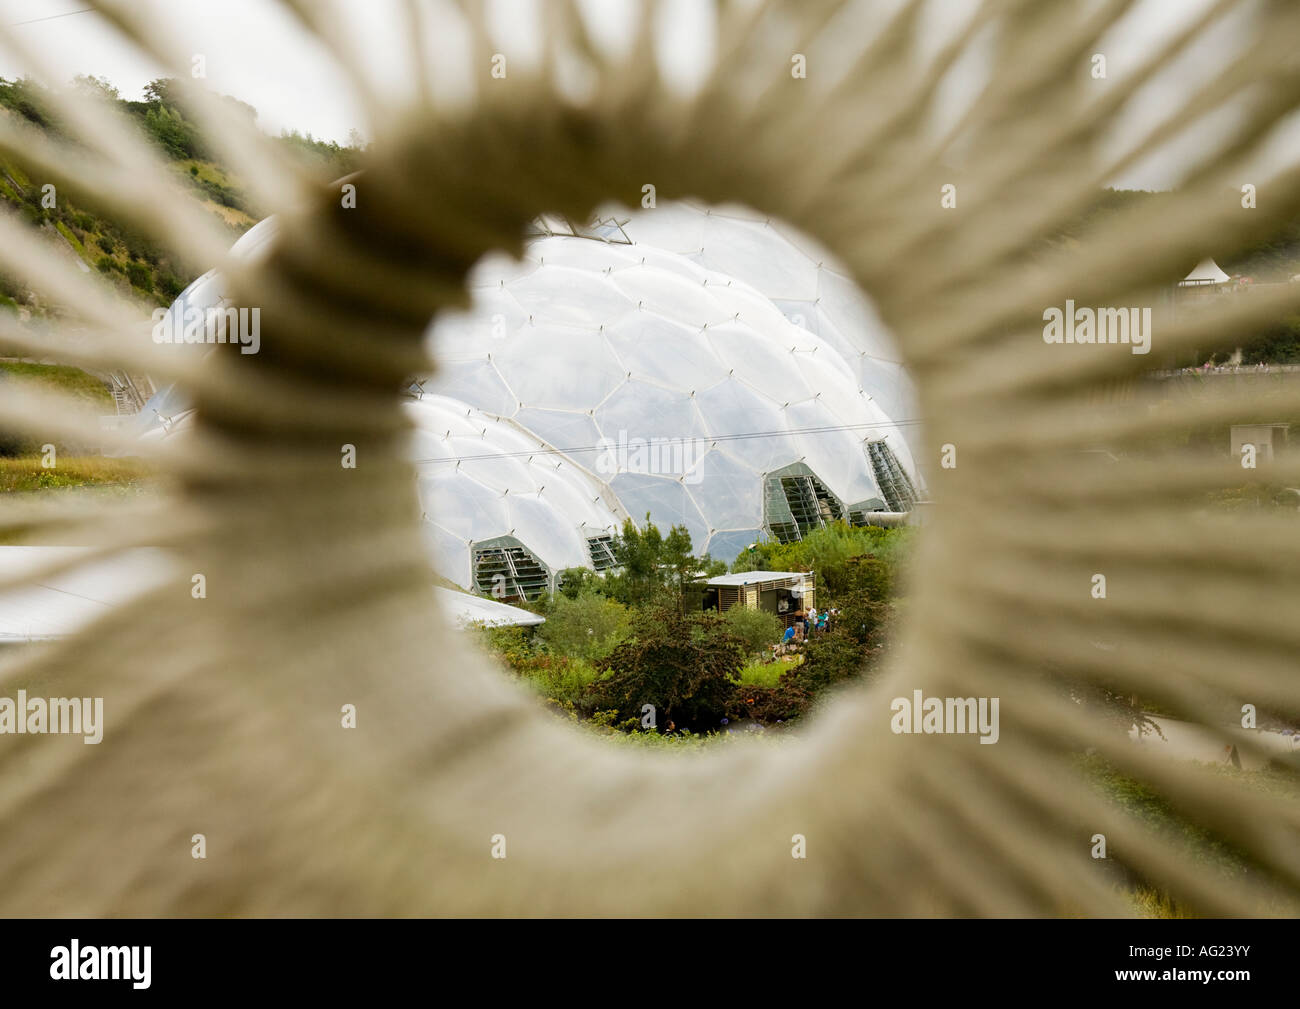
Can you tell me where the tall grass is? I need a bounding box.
[0,361,112,410]
[0,456,155,493]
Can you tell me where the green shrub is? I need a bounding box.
[469,621,597,707]
[721,605,784,658]
[730,521,912,602]
[511,653,599,706]
[536,590,630,662]
[96,235,115,254]
[729,679,812,723]
[555,566,603,599]
[796,627,870,691]
[95,255,119,274]
[586,604,745,727]
[157,273,184,299]
[473,624,535,670]
[143,104,201,159]
[125,261,154,291]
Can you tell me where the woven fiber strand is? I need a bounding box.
[0,0,1297,915]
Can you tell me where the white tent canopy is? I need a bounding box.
[433,587,544,628]
[1178,257,1231,286]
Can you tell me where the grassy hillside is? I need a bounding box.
[0,360,116,458]
[0,136,248,311]
[0,456,154,494]
[0,74,367,466]
[0,74,363,320]
[0,360,113,409]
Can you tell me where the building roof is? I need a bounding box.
[705,570,809,587]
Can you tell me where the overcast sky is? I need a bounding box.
[0,0,1295,189]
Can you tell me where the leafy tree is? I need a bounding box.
[797,626,872,692]
[70,74,119,102]
[721,605,783,658]
[141,77,256,138]
[157,272,184,299]
[143,104,200,159]
[536,589,631,662]
[597,516,717,611]
[276,128,365,176]
[606,518,664,606]
[142,77,181,107]
[0,76,55,128]
[731,521,909,604]
[218,93,257,123]
[1239,316,1300,365]
[555,566,603,599]
[586,604,745,726]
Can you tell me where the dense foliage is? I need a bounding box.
[586,603,746,727]
[483,519,907,735]
[535,591,631,663]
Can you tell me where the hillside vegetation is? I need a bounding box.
[0,73,363,322]
[0,73,366,466]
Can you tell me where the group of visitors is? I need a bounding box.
[773,606,836,657]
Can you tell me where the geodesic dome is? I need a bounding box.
[407,396,628,598]
[614,199,921,458]
[139,208,921,578]
[426,235,918,560]
[129,216,280,441]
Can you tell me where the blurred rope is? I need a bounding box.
[0,0,1297,915]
